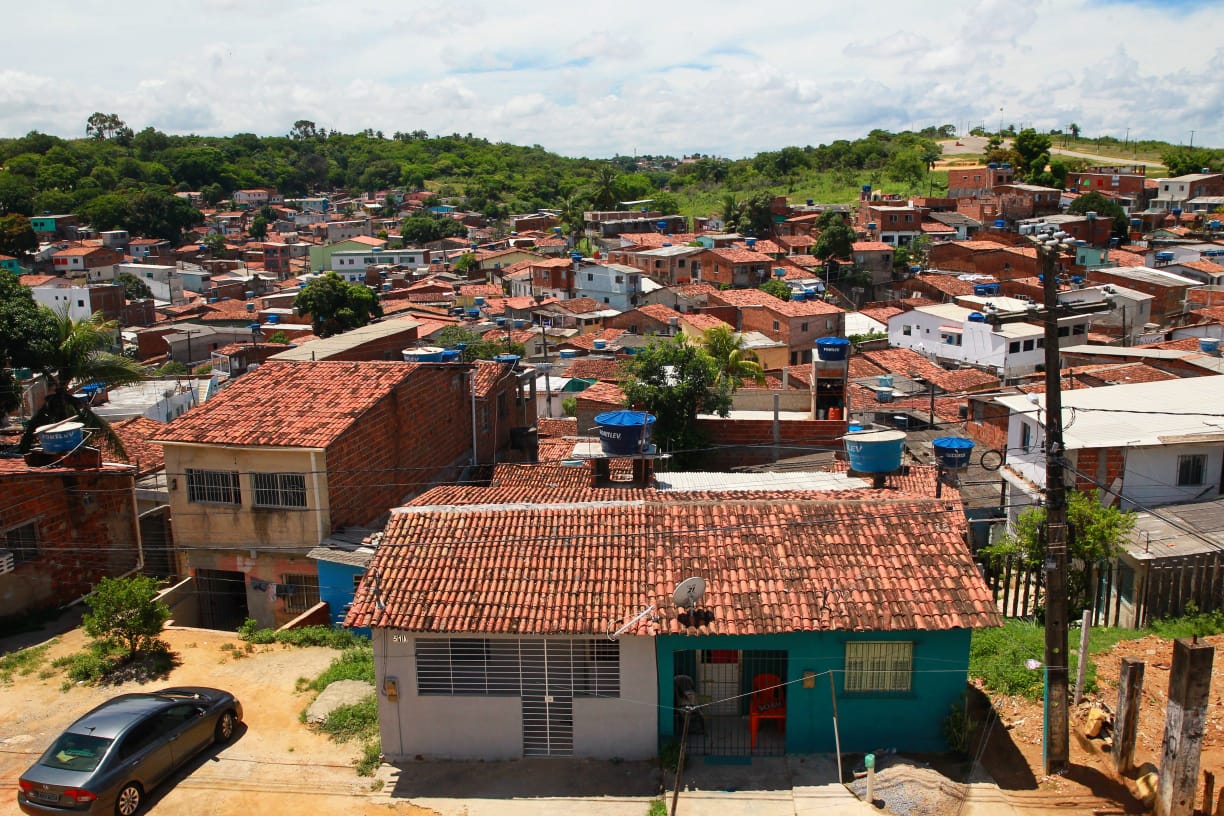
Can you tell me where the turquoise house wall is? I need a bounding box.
[317,560,369,635]
[655,629,971,753]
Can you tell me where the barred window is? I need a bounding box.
[845,641,913,693]
[186,469,241,505]
[253,472,307,509]
[280,573,320,615]
[416,638,619,698]
[3,521,40,565]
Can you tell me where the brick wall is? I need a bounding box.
[1072,446,1126,496]
[0,467,139,617]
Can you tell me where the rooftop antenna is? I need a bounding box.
[607,603,656,640]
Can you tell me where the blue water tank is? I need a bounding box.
[657,221,668,231]
[973,284,991,296]
[773,267,787,277]
[593,339,608,350]
[862,185,872,192]
[968,312,987,323]
[513,319,527,329]
[1209,221,1222,231]
[559,349,578,359]
[402,347,446,363]
[474,296,486,305]
[1130,218,1141,227]
[439,349,461,362]
[806,199,814,206]
[1199,338,1221,354]
[1072,276,1084,284]
[594,410,656,455]
[1155,252,1176,262]
[876,374,893,388]
[848,423,865,433]
[816,337,851,361]
[932,436,975,470]
[792,291,807,302]
[495,317,507,327]
[494,354,520,365]
[844,429,906,473]
[37,421,85,453]
[266,313,279,324]
[993,219,1006,229]
[466,309,481,319]
[988,163,999,169]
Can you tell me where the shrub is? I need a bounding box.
[310,645,375,691]
[356,739,382,777]
[83,576,170,659]
[237,619,367,650]
[318,694,378,742]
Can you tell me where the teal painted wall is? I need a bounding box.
[656,629,971,753]
[317,560,369,635]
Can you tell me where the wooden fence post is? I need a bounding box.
[1115,657,1145,776]
[1155,639,1215,816]
[1074,609,1091,704]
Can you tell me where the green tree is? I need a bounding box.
[267,331,290,344]
[700,325,765,391]
[758,278,791,301]
[203,233,227,257]
[1013,128,1052,181]
[116,272,153,300]
[249,215,268,240]
[621,335,731,461]
[591,163,620,210]
[82,576,171,659]
[400,214,466,244]
[983,491,1135,612]
[85,112,127,141]
[0,214,37,258]
[1068,191,1128,237]
[19,310,147,454]
[0,272,58,370]
[1161,147,1218,177]
[294,271,382,337]
[816,209,846,230]
[814,223,855,261]
[1068,123,1081,140]
[885,150,926,190]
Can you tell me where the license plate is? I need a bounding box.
[29,789,59,802]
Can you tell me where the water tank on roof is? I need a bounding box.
[657,221,668,231]
[1130,218,1141,227]
[968,312,987,323]
[1172,208,1183,216]
[592,339,608,350]
[773,267,787,277]
[1001,163,1012,170]
[37,420,84,453]
[806,199,815,206]
[1209,220,1222,231]
[1085,211,1098,220]
[466,308,480,319]
[474,296,486,305]
[495,317,507,327]
[932,437,975,470]
[987,162,999,169]
[792,291,806,301]
[594,410,655,455]
[403,347,447,363]
[440,349,461,362]
[745,237,757,248]
[867,222,877,230]
[1155,251,1176,262]
[816,337,850,361]
[559,348,578,359]
[993,219,1006,229]
[861,185,873,193]
[843,428,905,473]
[876,374,893,388]
[973,284,991,296]
[1199,338,1221,354]
[494,354,520,365]
[266,313,279,324]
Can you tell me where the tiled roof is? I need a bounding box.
[672,283,720,297]
[912,275,978,296]
[472,359,512,398]
[536,417,577,438]
[102,416,167,474]
[711,288,843,316]
[563,357,625,382]
[847,356,887,381]
[18,275,65,287]
[1178,260,1224,275]
[576,380,625,406]
[857,306,903,325]
[636,303,683,322]
[348,491,999,635]
[861,348,954,383]
[153,361,425,448]
[566,328,626,351]
[680,312,732,332]
[950,241,1008,252]
[921,222,957,233]
[459,283,504,298]
[705,247,775,264]
[852,241,893,252]
[553,297,606,314]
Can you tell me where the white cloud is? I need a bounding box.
[3,0,1223,156]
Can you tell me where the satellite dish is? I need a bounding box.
[673,577,706,609]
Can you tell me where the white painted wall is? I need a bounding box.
[1122,444,1224,510]
[374,631,658,760]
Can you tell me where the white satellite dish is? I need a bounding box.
[673,577,706,609]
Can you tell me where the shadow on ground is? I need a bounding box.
[140,721,249,811]
[387,758,661,801]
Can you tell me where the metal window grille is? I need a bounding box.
[252,472,307,508]
[415,638,619,697]
[3,521,39,566]
[1177,454,1206,486]
[186,469,241,505]
[280,573,319,615]
[844,641,913,693]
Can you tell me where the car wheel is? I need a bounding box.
[215,710,236,744]
[115,782,142,816]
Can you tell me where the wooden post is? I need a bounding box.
[1074,609,1091,704]
[1155,639,1215,816]
[1203,771,1214,816]
[1115,658,1146,776]
[670,707,692,816]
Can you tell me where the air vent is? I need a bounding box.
[0,550,14,576]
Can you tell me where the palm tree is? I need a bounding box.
[591,163,620,210]
[720,194,742,232]
[701,325,766,391]
[20,310,147,455]
[556,193,586,247]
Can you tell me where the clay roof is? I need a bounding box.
[576,380,625,406]
[553,297,606,315]
[565,328,626,351]
[635,303,683,323]
[672,283,720,297]
[852,241,894,252]
[536,417,578,438]
[102,416,167,474]
[348,490,999,634]
[563,357,625,382]
[704,247,775,264]
[458,283,503,298]
[680,312,733,332]
[153,360,425,448]
[857,306,903,325]
[710,288,843,316]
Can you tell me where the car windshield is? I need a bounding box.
[40,733,113,773]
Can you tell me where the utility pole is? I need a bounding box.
[539,320,552,419]
[1190,130,1196,148]
[1039,243,1071,776]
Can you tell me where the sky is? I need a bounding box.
[2,0,1222,159]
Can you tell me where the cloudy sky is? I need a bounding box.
[2,0,1220,158]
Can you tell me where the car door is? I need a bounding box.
[112,719,175,790]
[158,703,214,766]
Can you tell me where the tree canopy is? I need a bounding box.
[400,213,467,244]
[1068,190,1128,237]
[294,271,382,337]
[620,335,731,463]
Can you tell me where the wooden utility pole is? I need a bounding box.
[1114,658,1146,775]
[1040,245,1071,776]
[1155,639,1215,816]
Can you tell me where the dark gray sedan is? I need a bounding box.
[17,686,241,816]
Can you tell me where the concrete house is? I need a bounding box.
[346,486,999,760]
[153,358,534,629]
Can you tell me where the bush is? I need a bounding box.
[310,645,375,691]
[83,576,170,659]
[318,693,378,742]
[356,739,382,777]
[1149,604,1224,640]
[237,619,367,650]
[51,640,176,687]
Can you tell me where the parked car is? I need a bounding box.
[17,686,242,816]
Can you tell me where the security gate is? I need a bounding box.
[521,640,575,757]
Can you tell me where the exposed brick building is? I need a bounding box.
[707,289,845,365]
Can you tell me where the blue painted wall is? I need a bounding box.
[655,629,971,753]
[316,560,369,635]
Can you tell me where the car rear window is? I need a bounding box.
[40,734,113,772]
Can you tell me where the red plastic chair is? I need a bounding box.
[748,673,786,749]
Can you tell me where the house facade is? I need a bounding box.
[347,487,998,760]
[153,359,532,629]
[574,262,642,310]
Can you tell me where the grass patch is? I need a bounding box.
[0,640,56,685]
[318,693,378,743]
[647,800,667,816]
[50,640,178,687]
[309,645,375,692]
[237,618,368,650]
[1149,607,1224,640]
[356,739,382,777]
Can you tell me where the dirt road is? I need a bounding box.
[0,627,429,816]
[938,136,1166,169]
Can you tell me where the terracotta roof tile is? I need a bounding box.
[553,297,606,314]
[852,241,894,252]
[680,312,733,332]
[577,380,625,406]
[536,417,578,438]
[562,357,626,382]
[153,361,426,448]
[636,303,683,322]
[565,329,626,351]
[101,417,167,474]
[348,491,999,635]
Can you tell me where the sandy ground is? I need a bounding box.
[0,627,432,816]
[937,136,1166,169]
